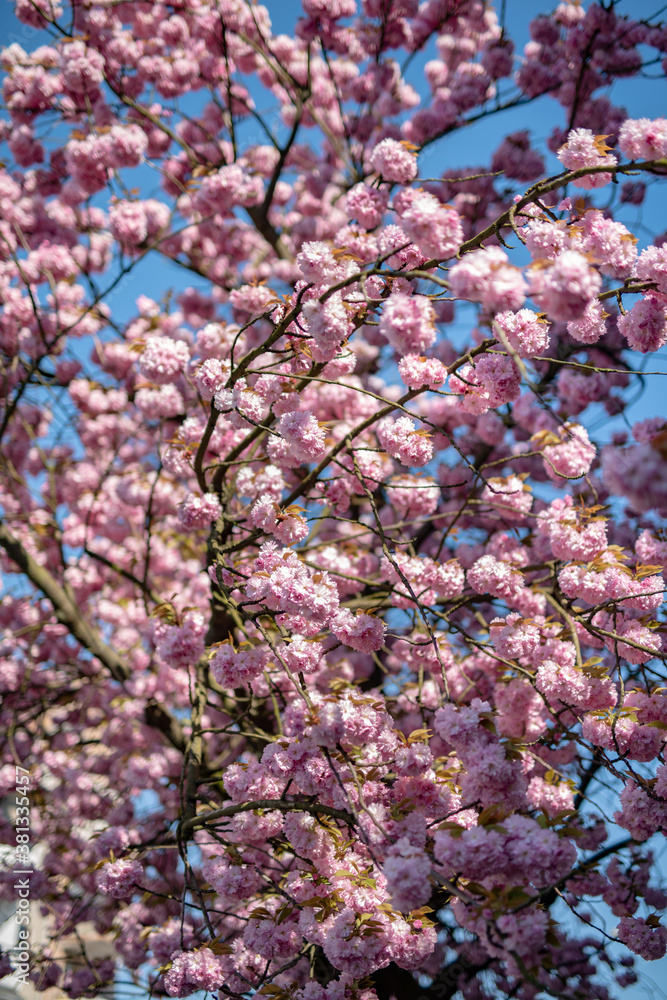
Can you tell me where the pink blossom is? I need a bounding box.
[580,211,637,279]
[152,610,206,669]
[526,775,574,817]
[370,138,418,184]
[387,920,438,971]
[138,335,190,384]
[601,616,663,665]
[135,383,184,418]
[281,635,324,674]
[109,200,149,248]
[345,183,388,229]
[15,0,62,26]
[449,248,527,313]
[244,543,340,626]
[378,292,436,355]
[538,423,596,481]
[383,838,432,912]
[481,38,515,79]
[394,741,434,776]
[251,495,309,544]
[481,475,532,522]
[243,901,300,959]
[296,241,341,284]
[527,251,602,322]
[493,309,550,358]
[449,355,521,414]
[581,713,664,762]
[228,284,277,321]
[557,128,617,187]
[602,436,667,514]
[60,41,105,95]
[618,118,667,160]
[467,553,524,603]
[178,493,222,529]
[105,125,149,168]
[193,164,264,214]
[96,859,142,898]
[193,358,228,399]
[331,609,386,652]
[201,854,261,901]
[303,292,354,359]
[493,908,549,958]
[271,410,327,466]
[616,781,667,841]
[635,245,667,294]
[636,529,667,571]
[323,907,390,978]
[536,495,607,560]
[397,190,464,258]
[618,293,667,353]
[308,690,391,749]
[567,299,609,344]
[381,552,464,606]
[523,218,568,261]
[397,354,448,389]
[164,949,228,997]
[209,642,270,689]
[304,0,356,14]
[536,660,615,712]
[386,474,440,520]
[489,613,541,661]
[491,130,545,182]
[377,416,434,468]
[434,700,528,810]
[617,916,667,961]
[377,224,426,270]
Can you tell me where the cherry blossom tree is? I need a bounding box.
[2,1,667,998]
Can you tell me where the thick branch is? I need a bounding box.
[0,520,130,683]
[245,205,292,260]
[0,519,186,752]
[182,797,356,833]
[452,158,667,258]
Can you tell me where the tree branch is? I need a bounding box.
[0,519,130,683]
[182,797,356,834]
[0,519,185,752]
